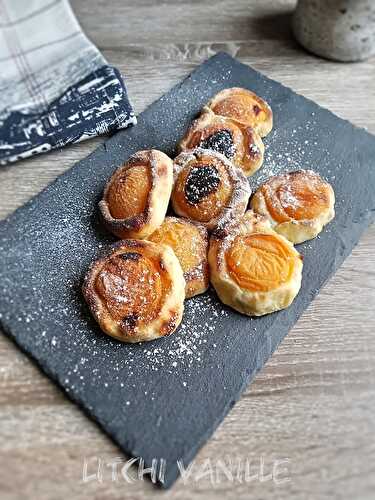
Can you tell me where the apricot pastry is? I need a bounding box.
[250,170,335,244]
[83,239,185,343]
[148,216,209,298]
[99,149,173,239]
[206,87,273,138]
[171,148,251,231]
[208,211,303,316]
[179,110,264,177]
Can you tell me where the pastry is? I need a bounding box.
[83,239,185,343]
[208,211,303,316]
[179,109,264,177]
[99,149,173,239]
[171,148,251,231]
[250,170,335,244]
[206,87,273,137]
[148,216,209,298]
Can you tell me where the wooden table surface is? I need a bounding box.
[1,1,375,499]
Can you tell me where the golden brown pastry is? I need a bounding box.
[179,109,264,177]
[148,216,209,298]
[250,170,335,244]
[171,148,251,231]
[83,239,185,343]
[208,211,303,316]
[99,149,173,239]
[206,87,273,138]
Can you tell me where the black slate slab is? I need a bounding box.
[0,53,374,488]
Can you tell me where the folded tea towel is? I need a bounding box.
[0,0,136,165]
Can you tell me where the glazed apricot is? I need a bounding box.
[208,210,303,316]
[95,250,167,326]
[226,233,296,292]
[148,217,209,298]
[83,240,186,343]
[206,87,273,137]
[250,170,335,244]
[106,164,151,219]
[99,150,174,239]
[262,171,332,223]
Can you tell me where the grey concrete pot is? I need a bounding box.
[293,0,375,62]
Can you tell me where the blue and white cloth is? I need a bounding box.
[0,0,136,165]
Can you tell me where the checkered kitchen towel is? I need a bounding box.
[0,0,136,165]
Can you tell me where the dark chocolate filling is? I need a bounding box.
[184,165,221,205]
[199,130,235,159]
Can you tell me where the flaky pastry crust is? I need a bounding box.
[83,239,185,343]
[99,149,173,239]
[208,211,303,316]
[250,170,335,244]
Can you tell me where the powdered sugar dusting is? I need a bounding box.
[252,113,338,191]
[280,182,300,209]
[138,293,227,371]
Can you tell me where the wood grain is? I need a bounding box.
[1,1,374,499]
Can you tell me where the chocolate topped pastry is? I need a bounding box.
[209,211,303,316]
[250,170,335,244]
[179,110,264,177]
[206,87,273,138]
[171,148,251,231]
[83,239,185,343]
[99,149,173,239]
[148,216,209,298]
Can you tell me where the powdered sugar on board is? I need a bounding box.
[253,112,342,189]
[0,186,229,401]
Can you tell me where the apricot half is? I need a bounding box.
[106,164,151,220]
[99,150,173,239]
[250,170,335,244]
[148,217,209,298]
[83,240,186,343]
[208,210,303,316]
[226,233,296,293]
[206,87,273,137]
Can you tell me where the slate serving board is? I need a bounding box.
[0,53,375,488]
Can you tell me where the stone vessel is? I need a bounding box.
[293,0,375,62]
